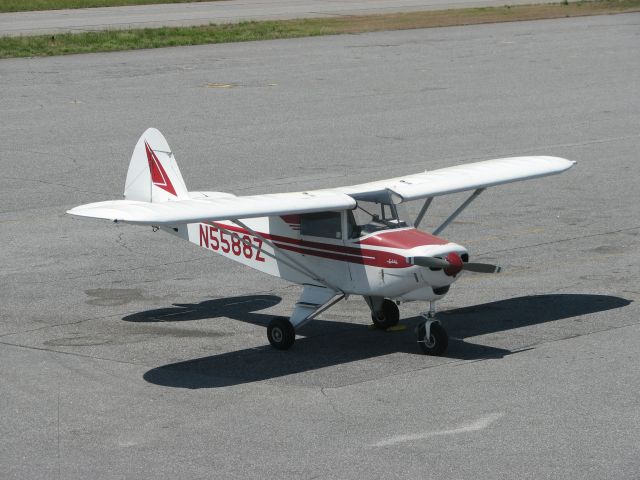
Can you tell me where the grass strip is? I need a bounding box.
[0,0,217,13]
[1,0,639,59]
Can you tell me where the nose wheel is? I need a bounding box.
[417,321,448,355]
[417,301,449,356]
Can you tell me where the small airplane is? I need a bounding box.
[68,128,575,355]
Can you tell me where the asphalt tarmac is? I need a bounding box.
[0,0,564,37]
[1,13,639,479]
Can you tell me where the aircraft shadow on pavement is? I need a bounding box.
[123,294,281,324]
[136,293,630,389]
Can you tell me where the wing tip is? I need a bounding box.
[66,207,87,217]
[66,203,121,222]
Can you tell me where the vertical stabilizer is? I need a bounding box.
[124,128,189,203]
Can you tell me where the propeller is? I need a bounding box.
[462,262,502,274]
[408,256,450,269]
[408,253,501,276]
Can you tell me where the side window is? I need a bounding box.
[300,212,342,239]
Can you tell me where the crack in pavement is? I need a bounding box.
[0,339,152,368]
[320,386,354,428]
[477,225,640,256]
[5,176,117,197]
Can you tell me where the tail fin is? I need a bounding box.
[124,128,189,203]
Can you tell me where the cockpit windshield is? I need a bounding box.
[348,198,408,238]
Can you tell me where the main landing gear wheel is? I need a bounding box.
[371,299,400,329]
[417,322,448,356]
[267,317,295,350]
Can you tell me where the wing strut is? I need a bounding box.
[230,220,340,292]
[413,197,433,228]
[432,188,484,236]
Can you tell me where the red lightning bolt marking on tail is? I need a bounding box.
[144,140,177,196]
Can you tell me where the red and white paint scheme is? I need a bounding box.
[68,128,575,355]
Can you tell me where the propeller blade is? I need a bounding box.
[462,262,502,273]
[409,255,501,274]
[408,256,451,269]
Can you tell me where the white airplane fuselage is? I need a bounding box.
[165,209,467,302]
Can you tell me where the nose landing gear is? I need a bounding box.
[417,301,449,356]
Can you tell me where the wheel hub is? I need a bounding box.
[424,334,436,348]
[272,328,283,343]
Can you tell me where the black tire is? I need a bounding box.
[417,322,448,356]
[371,299,400,329]
[267,317,295,350]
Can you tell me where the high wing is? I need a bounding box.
[67,190,355,225]
[336,156,575,202]
[68,147,574,226]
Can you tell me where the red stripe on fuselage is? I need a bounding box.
[357,228,448,248]
[211,222,364,255]
[205,222,446,269]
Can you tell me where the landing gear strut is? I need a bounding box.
[266,288,346,351]
[417,301,449,356]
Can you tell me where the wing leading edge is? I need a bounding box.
[337,156,575,202]
[67,191,356,225]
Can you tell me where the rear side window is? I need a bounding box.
[300,212,342,239]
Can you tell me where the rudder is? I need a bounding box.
[124,128,189,203]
